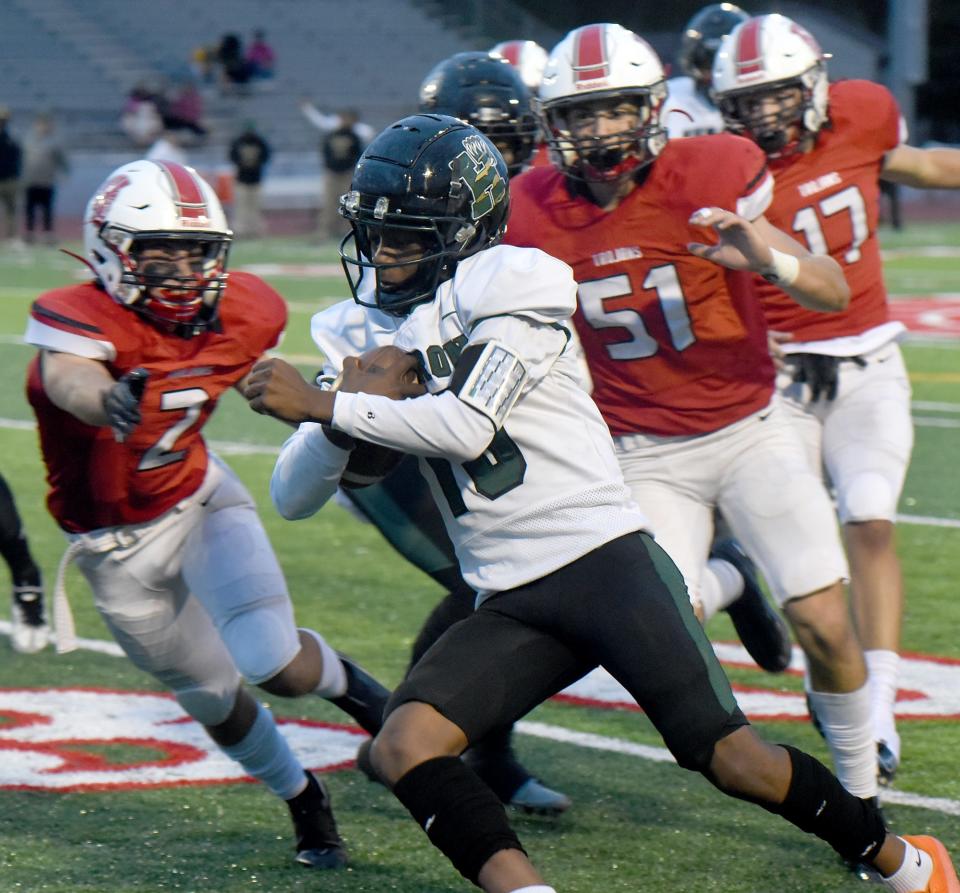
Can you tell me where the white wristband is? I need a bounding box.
[761,248,800,287]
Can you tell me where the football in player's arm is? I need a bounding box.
[242,113,957,893]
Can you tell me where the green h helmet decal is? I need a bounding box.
[449,135,507,220]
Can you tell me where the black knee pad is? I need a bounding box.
[766,745,887,864]
[392,756,524,884]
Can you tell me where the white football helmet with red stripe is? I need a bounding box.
[83,159,232,335]
[538,23,667,183]
[711,14,829,157]
[490,39,548,94]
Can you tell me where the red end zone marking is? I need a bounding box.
[889,297,960,337]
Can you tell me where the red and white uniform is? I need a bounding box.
[760,81,913,523]
[26,273,284,532]
[506,134,774,437]
[25,275,300,723]
[759,81,902,346]
[505,135,848,604]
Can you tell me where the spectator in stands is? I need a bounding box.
[247,30,276,80]
[22,113,68,246]
[191,44,218,87]
[299,100,374,241]
[120,83,164,148]
[217,33,252,94]
[229,121,272,237]
[0,107,21,243]
[163,80,208,140]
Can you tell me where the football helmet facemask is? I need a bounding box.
[538,23,667,185]
[712,14,829,158]
[339,114,509,316]
[677,3,749,87]
[83,160,231,336]
[419,51,537,176]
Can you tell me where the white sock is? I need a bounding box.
[806,682,878,798]
[699,559,744,622]
[883,839,933,893]
[301,627,347,698]
[219,701,306,800]
[508,887,558,893]
[865,649,901,758]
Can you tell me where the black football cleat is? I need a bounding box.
[462,733,572,817]
[286,771,348,869]
[328,653,390,735]
[877,741,899,787]
[711,538,792,673]
[11,584,50,654]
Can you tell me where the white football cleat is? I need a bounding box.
[11,585,50,654]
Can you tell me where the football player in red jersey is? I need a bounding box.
[713,13,960,789]
[503,22,891,808]
[24,159,391,870]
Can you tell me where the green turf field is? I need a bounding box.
[0,229,957,892]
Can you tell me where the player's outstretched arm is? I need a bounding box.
[687,207,850,312]
[881,143,960,188]
[41,351,123,427]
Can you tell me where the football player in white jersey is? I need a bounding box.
[342,50,571,816]
[242,114,957,893]
[661,3,748,138]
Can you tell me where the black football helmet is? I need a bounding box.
[339,114,509,316]
[677,3,749,88]
[419,52,537,177]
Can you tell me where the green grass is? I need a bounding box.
[0,229,958,892]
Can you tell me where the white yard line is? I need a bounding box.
[516,721,960,816]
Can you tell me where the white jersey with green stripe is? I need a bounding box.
[305,244,649,597]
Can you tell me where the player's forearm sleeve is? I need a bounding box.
[332,390,494,462]
[270,422,352,520]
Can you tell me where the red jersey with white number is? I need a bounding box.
[505,134,775,436]
[25,272,286,532]
[758,80,902,341]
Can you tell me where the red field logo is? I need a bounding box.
[0,688,364,792]
[889,297,960,337]
[2,647,958,791]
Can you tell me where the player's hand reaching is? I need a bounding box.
[687,206,781,274]
[243,358,327,424]
[102,368,149,442]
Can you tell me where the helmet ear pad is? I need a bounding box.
[339,114,510,315]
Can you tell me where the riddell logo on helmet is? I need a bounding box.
[89,174,130,226]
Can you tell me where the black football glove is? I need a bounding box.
[791,353,841,402]
[102,368,149,441]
